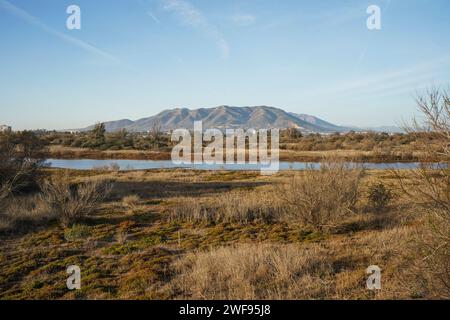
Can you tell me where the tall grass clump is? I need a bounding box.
[122,194,141,215]
[0,195,54,233]
[169,187,283,224]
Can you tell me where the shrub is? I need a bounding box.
[368,182,392,212]
[396,87,450,298]
[40,171,112,227]
[279,159,364,232]
[0,131,48,205]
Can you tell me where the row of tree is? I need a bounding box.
[51,123,169,150]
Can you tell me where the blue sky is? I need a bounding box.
[1,0,449,130]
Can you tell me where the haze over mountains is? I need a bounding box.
[80,106,399,133]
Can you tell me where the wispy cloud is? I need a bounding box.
[147,10,161,24]
[231,14,256,27]
[162,0,230,59]
[303,54,450,100]
[0,0,119,62]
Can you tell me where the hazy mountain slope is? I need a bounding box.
[80,106,351,133]
[289,113,348,132]
[83,119,134,132]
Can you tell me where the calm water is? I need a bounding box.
[46,159,427,171]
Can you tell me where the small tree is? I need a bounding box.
[86,123,106,149]
[149,120,163,150]
[286,127,302,140]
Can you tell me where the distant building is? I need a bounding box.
[0,125,11,132]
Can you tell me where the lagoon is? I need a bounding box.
[46,159,429,171]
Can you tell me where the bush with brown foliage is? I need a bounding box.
[279,159,364,232]
[40,171,112,227]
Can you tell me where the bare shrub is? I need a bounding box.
[40,171,112,227]
[396,87,450,298]
[171,244,334,299]
[279,159,364,232]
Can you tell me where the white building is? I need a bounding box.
[0,125,11,132]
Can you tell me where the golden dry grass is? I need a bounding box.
[0,167,445,300]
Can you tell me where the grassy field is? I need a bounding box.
[0,167,439,300]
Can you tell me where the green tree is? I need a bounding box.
[87,123,106,148]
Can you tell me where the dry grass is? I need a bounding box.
[0,166,445,300]
[171,244,334,299]
[122,195,141,215]
[169,187,283,224]
[0,195,54,233]
[170,222,415,300]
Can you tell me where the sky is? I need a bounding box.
[0,0,450,130]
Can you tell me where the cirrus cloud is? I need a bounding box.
[162,0,230,59]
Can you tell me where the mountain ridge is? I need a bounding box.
[80,106,396,133]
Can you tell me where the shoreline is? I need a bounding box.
[48,146,429,163]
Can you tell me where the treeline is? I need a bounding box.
[280,130,443,153]
[43,123,170,151]
[42,124,444,155]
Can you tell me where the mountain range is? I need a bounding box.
[80,106,400,133]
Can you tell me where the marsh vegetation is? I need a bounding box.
[0,88,448,300]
